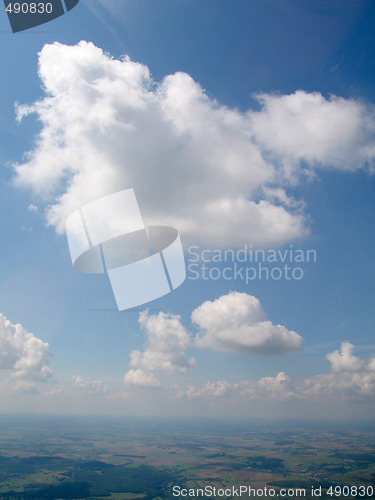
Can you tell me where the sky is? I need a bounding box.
[0,0,375,419]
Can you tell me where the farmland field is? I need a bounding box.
[0,416,374,499]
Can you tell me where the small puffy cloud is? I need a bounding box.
[27,204,38,212]
[13,42,374,249]
[181,380,232,399]
[124,310,195,388]
[192,292,303,354]
[177,372,299,401]
[72,375,107,395]
[237,372,299,401]
[299,342,375,398]
[176,343,375,402]
[256,371,297,399]
[124,369,161,388]
[326,341,364,372]
[0,313,52,381]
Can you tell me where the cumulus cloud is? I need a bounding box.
[180,380,232,399]
[192,291,303,354]
[12,42,375,247]
[255,371,297,399]
[124,293,301,386]
[0,313,52,381]
[251,91,375,174]
[299,372,375,398]
[176,343,375,402]
[124,310,195,387]
[299,342,375,397]
[72,375,107,395]
[177,372,299,401]
[237,371,299,400]
[124,369,161,388]
[326,341,364,372]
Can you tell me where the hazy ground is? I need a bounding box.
[0,416,374,499]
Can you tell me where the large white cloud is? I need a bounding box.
[13,42,374,247]
[124,310,195,387]
[192,291,303,354]
[0,313,52,380]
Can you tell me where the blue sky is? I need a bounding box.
[0,0,375,418]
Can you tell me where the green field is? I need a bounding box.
[0,417,374,499]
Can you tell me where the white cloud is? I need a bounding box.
[326,341,364,372]
[124,293,301,387]
[192,291,303,354]
[299,342,375,398]
[124,369,161,388]
[0,313,52,381]
[124,310,195,387]
[43,380,132,403]
[176,343,375,402]
[179,380,232,399]
[299,372,375,398]
[368,357,375,372]
[256,371,297,399]
[235,372,301,400]
[177,372,299,401]
[14,42,374,248]
[251,91,375,174]
[27,204,38,212]
[72,375,107,395]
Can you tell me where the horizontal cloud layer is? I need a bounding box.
[177,372,298,401]
[176,342,375,401]
[12,42,375,247]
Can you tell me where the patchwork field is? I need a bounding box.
[0,416,374,499]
